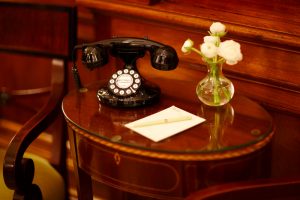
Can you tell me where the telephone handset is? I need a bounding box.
[72,37,179,107]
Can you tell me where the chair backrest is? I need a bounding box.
[0,1,76,199]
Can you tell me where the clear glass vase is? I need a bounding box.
[196,63,234,106]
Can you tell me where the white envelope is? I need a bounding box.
[125,106,205,142]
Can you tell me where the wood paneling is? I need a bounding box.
[0,2,75,58]
[75,0,300,115]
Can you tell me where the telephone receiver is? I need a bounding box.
[72,37,179,107]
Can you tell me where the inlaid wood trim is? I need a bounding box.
[66,120,274,161]
[78,141,180,192]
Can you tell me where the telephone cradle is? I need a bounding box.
[72,37,179,107]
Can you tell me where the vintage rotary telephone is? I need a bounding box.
[72,37,179,107]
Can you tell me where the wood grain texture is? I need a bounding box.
[0,3,75,58]
[76,0,300,50]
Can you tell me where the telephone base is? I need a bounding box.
[97,85,160,107]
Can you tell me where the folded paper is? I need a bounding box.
[125,106,205,142]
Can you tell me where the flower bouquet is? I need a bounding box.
[182,22,243,106]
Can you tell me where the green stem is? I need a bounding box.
[210,63,220,104]
[222,85,231,100]
[213,112,220,141]
[209,63,232,105]
[191,47,204,57]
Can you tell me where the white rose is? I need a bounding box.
[200,42,218,58]
[181,38,194,54]
[218,40,243,65]
[210,22,226,34]
[204,36,219,44]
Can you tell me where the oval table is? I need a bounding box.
[62,79,274,200]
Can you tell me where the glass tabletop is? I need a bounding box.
[62,79,274,155]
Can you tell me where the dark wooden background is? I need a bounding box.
[0,0,299,198]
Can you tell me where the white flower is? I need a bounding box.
[204,36,219,44]
[200,42,218,58]
[181,38,194,54]
[181,22,242,67]
[210,22,226,34]
[218,40,243,65]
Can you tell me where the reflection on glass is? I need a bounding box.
[200,103,234,151]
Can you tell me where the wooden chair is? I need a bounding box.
[0,1,76,199]
[185,177,300,200]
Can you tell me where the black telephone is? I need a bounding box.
[72,37,179,107]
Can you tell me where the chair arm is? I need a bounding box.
[3,63,65,198]
[185,176,300,200]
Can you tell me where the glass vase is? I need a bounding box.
[196,63,234,106]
